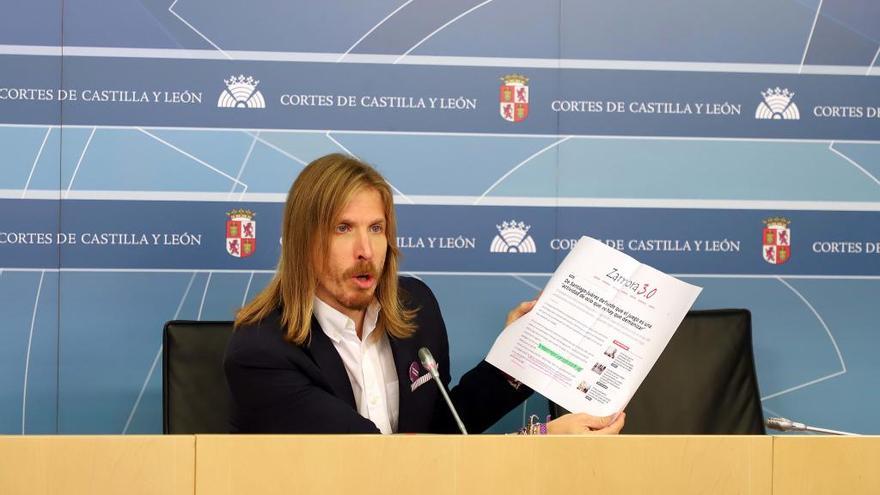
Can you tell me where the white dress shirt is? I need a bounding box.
[313,297,399,434]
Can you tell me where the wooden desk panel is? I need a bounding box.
[196,435,772,495]
[196,435,453,495]
[773,436,880,495]
[0,435,194,495]
[13,434,880,494]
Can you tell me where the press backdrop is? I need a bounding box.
[1,0,879,434]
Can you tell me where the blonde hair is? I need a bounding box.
[235,153,416,344]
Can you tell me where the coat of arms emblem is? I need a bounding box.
[762,217,791,265]
[226,209,256,258]
[499,74,529,123]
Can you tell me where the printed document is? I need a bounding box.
[486,236,702,416]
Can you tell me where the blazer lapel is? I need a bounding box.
[388,333,420,432]
[306,316,358,410]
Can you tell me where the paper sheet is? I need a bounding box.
[487,236,702,416]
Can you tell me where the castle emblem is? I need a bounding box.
[762,217,791,265]
[226,209,256,258]
[499,75,529,123]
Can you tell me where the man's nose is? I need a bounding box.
[355,229,373,260]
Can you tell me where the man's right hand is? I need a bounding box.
[505,299,538,327]
[546,411,626,435]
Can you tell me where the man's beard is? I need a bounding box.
[338,261,380,310]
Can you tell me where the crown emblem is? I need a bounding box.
[218,74,266,109]
[761,87,793,100]
[490,220,537,254]
[227,208,255,220]
[496,220,530,237]
[755,87,799,120]
[501,74,529,85]
[762,216,790,228]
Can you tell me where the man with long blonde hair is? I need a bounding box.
[225,153,625,434]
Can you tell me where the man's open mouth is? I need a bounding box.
[352,273,375,288]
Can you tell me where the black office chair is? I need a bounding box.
[162,320,234,434]
[550,309,765,434]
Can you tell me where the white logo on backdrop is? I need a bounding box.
[490,220,537,253]
[218,75,266,109]
[755,87,799,120]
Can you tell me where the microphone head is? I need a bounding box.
[418,347,439,374]
[765,417,792,431]
[766,417,806,432]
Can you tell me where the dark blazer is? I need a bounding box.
[224,276,532,433]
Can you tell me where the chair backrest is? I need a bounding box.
[163,320,234,434]
[550,309,765,434]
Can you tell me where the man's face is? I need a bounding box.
[314,187,388,318]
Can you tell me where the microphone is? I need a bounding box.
[765,417,859,436]
[418,347,468,435]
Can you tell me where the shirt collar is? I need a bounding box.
[313,296,381,343]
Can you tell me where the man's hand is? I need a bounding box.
[546,412,626,435]
[505,299,538,327]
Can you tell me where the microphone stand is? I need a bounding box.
[419,347,468,435]
[766,417,859,436]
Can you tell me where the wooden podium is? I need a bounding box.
[1,435,878,494]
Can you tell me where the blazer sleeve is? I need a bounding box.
[224,328,380,434]
[442,360,532,433]
[407,279,532,434]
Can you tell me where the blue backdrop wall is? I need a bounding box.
[1,0,879,434]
